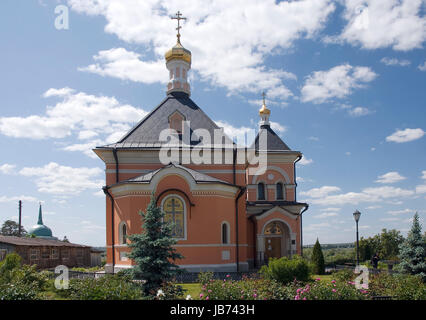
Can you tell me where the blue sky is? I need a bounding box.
[0,0,425,246]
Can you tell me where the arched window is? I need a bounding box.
[276,182,284,200]
[222,222,230,244]
[258,182,265,200]
[119,222,127,245]
[163,196,185,239]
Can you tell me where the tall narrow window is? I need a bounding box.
[163,196,185,238]
[258,183,265,200]
[276,182,284,200]
[222,223,229,244]
[121,223,127,244]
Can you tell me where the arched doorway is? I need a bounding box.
[262,220,291,263]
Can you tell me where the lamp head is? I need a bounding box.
[353,210,361,223]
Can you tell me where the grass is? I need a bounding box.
[180,283,202,299]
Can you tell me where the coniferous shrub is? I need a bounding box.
[397,213,426,281]
[127,194,183,295]
[311,239,325,275]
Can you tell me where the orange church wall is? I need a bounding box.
[106,172,250,269]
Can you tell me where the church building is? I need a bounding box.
[94,13,309,273]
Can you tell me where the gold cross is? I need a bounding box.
[262,92,266,105]
[171,11,187,43]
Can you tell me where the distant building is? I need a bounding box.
[0,235,92,269]
[28,204,57,240]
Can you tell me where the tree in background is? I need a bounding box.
[357,229,403,261]
[127,195,183,296]
[311,238,325,275]
[0,220,27,236]
[397,213,426,280]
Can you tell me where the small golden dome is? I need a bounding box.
[259,103,271,115]
[165,41,192,65]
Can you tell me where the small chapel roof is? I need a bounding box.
[115,163,234,186]
[250,124,293,152]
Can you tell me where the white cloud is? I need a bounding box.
[416,184,426,194]
[348,106,373,117]
[387,208,414,216]
[0,195,39,203]
[303,185,415,206]
[336,0,426,51]
[299,156,313,166]
[18,162,104,195]
[301,64,377,104]
[380,57,411,66]
[313,212,339,219]
[418,61,426,71]
[0,164,16,175]
[304,222,331,231]
[300,186,341,198]
[69,0,336,103]
[386,128,425,143]
[422,171,426,180]
[0,88,147,140]
[79,48,168,84]
[0,88,148,157]
[375,171,406,184]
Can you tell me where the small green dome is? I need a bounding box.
[28,224,53,238]
[28,203,56,239]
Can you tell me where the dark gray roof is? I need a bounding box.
[97,92,233,149]
[250,124,292,152]
[0,235,91,248]
[118,163,233,186]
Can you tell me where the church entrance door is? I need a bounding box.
[264,237,281,261]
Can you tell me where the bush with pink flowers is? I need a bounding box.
[292,278,369,300]
[198,274,294,300]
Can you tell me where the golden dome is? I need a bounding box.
[165,41,192,65]
[259,103,271,115]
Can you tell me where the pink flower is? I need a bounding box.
[226,274,231,278]
[332,289,337,293]
[331,280,336,283]
[206,296,209,300]
[253,293,257,298]
[294,295,300,300]
[200,293,204,298]
[303,297,307,300]
[315,278,321,281]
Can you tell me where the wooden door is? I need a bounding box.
[264,237,281,261]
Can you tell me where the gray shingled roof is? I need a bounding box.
[0,235,90,247]
[250,124,291,152]
[97,92,233,149]
[118,163,233,186]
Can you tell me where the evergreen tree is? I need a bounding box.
[311,238,325,275]
[127,195,183,295]
[397,213,426,280]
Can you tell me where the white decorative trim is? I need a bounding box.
[251,166,291,184]
[255,206,297,222]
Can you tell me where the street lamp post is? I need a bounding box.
[353,210,361,266]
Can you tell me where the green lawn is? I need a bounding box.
[180,283,202,299]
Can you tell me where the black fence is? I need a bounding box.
[173,271,261,283]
